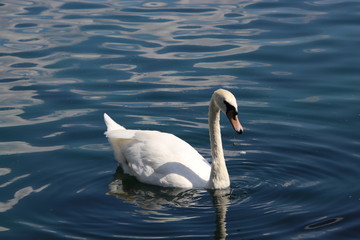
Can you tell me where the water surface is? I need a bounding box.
[1,0,359,239]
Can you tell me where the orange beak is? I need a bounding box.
[226,109,243,134]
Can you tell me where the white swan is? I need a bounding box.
[104,89,243,189]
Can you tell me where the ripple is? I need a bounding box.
[122,6,217,13]
[70,53,102,59]
[60,2,109,10]
[195,60,270,69]
[0,184,49,212]
[255,34,330,47]
[0,173,31,188]
[0,0,359,239]
[142,2,168,8]
[0,227,9,232]
[142,42,260,60]
[174,29,268,39]
[295,96,321,103]
[6,69,43,76]
[0,108,95,127]
[305,217,344,230]
[101,63,137,71]
[125,71,245,90]
[0,168,11,176]
[10,62,37,68]
[80,24,136,33]
[3,43,47,51]
[271,71,293,75]
[103,42,141,51]
[42,131,65,138]
[14,23,38,28]
[0,142,64,155]
[79,144,110,151]
[18,6,48,16]
[304,48,325,53]
[0,81,43,108]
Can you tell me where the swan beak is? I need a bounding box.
[226,110,243,134]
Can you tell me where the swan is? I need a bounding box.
[104,89,243,189]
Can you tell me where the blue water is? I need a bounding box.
[1,0,359,239]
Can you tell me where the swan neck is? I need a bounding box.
[209,100,223,160]
[208,99,230,189]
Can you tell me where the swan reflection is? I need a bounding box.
[108,166,208,210]
[108,166,231,239]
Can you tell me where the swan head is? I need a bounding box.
[212,89,244,134]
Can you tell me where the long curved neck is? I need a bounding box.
[207,99,230,189]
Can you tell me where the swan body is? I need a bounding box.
[104,89,243,189]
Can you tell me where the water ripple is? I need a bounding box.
[1,0,359,239]
[0,141,63,155]
[0,184,49,212]
[0,108,95,127]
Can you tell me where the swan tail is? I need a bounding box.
[104,113,125,131]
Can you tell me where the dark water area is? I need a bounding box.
[1,0,359,239]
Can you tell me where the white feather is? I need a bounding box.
[105,114,210,188]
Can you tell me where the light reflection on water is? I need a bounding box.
[0,184,49,213]
[0,141,63,155]
[0,0,359,239]
[109,166,232,239]
[0,108,95,127]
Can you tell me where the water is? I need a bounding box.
[1,0,359,239]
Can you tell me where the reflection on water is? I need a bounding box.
[2,0,326,85]
[211,189,231,240]
[0,108,95,127]
[1,0,285,128]
[1,0,359,239]
[0,184,49,213]
[0,141,63,155]
[305,217,344,230]
[108,167,208,210]
[0,167,49,231]
[109,166,231,239]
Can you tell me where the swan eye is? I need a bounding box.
[224,100,237,114]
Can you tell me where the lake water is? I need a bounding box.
[1,0,359,239]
